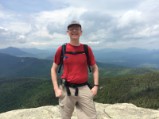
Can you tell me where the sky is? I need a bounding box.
[0,0,159,50]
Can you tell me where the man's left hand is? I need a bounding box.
[91,86,98,96]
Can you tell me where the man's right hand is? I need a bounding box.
[54,88,62,97]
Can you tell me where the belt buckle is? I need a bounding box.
[61,79,66,86]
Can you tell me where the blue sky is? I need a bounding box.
[0,0,159,49]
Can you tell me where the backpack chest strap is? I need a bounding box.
[65,51,85,55]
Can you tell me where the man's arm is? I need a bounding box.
[91,64,99,96]
[51,62,62,97]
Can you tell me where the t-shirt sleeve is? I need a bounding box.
[88,46,96,66]
[54,46,62,65]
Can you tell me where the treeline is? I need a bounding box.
[0,78,57,113]
[96,71,159,109]
[0,68,159,113]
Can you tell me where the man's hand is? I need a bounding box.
[54,88,62,98]
[91,86,98,96]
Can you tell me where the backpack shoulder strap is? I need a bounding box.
[58,43,92,73]
[83,44,92,72]
[58,43,67,73]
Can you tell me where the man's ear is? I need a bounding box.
[66,30,69,34]
[80,30,82,36]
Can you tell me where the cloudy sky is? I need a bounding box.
[0,0,159,50]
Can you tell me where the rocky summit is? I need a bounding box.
[0,103,159,119]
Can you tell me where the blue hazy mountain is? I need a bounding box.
[0,51,158,78]
[0,47,55,59]
[93,48,159,68]
[1,47,159,68]
[0,47,33,57]
[21,47,55,59]
[0,53,52,78]
[0,52,126,78]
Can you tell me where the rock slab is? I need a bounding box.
[0,103,159,119]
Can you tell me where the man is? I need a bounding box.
[51,20,99,119]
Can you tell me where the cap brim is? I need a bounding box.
[67,24,81,29]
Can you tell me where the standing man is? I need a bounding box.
[51,20,99,119]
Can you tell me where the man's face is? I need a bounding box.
[67,25,82,40]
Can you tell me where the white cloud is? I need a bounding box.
[65,0,142,12]
[117,10,143,28]
[30,42,50,46]
[0,26,8,31]
[33,7,86,30]
[137,24,159,37]
[0,9,14,20]
[0,26,28,48]
[138,0,159,23]
[0,0,159,49]
[5,22,31,33]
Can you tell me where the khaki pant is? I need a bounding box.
[59,85,97,119]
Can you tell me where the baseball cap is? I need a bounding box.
[67,20,81,29]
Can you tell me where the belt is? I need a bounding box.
[61,79,92,96]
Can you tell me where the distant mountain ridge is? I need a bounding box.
[94,48,159,68]
[0,52,128,78]
[0,47,55,59]
[1,46,159,68]
[0,53,52,78]
[0,52,157,78]
[0,47,32,57]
